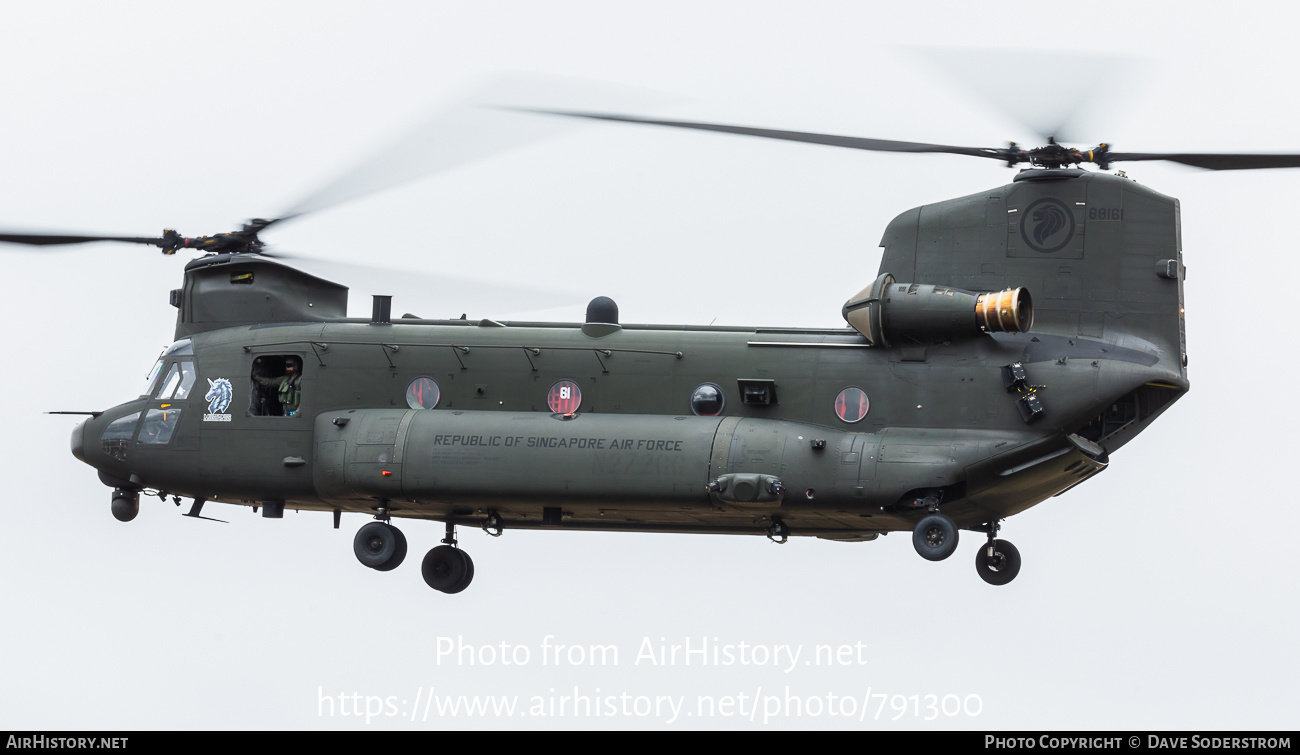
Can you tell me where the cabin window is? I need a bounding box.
[406,377,441,410]
[139,407,183,445]
[250,355,304,417]
[100,412,141,460]
[834,387,870,423]
[547,380,582,414]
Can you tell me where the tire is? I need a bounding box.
[442,549,475,594]
[975,539,1021,586]
[912,513,959,561]
[372,526,407,572]
[422,545,469,592]
[354,522,407,571]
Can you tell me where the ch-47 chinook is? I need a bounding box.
[10,108,1300,593]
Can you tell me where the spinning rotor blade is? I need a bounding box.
[0,232,167,248]
[523,109,1300,172]
[893,46,1148,145]
[283,74,676,218]
[288,256,580,317]
[511,109,1011,162]
[2,74,674,255]
[1103,152,1300,170]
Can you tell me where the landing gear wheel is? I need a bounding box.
[976,539,1021,586]
[110,490,139,523]
[912,513,959,561]
[445,550,474,594]
[353,521,407,571]
[422,545,474,593]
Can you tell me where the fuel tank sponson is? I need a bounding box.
[313,410,877,509]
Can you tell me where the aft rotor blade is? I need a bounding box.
[0,232,164,248]
[513,109,1012,162]
[1107,152,1300,170]
[893,46,1151,145]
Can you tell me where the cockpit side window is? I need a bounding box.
[249,355,304,417]
[139,407,183,445]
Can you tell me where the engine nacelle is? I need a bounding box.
[842,272,1033,347]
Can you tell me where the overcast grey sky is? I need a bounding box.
[1,0,1296,730]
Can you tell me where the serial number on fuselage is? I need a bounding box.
[429,434,686,452]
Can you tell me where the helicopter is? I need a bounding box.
[9,101,1300,594]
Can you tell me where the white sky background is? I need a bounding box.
[1,0,1296,730]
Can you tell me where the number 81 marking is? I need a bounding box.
[547,380,582,414]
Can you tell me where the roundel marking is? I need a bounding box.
[548,380,582,414]
[834,387,870,423]
[1020,197,1076,254]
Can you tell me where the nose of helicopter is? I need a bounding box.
[70,418,87,463]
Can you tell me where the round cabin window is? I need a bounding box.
[406,377,441,410]
[548,380,582,414]
[690,383,726,416]
[834,387,870,423]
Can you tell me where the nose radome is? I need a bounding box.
[70,418,87,463]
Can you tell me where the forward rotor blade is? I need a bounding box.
[287,256,580,317]
[1107,152,1300,170]
[511,109,1011,162]
[282,74,678,219]
[0,232,164,248]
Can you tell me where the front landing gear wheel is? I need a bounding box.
[976,539,1021,585]
[422,545,475,594]
[353,522,408,571]
[912,513,959,561]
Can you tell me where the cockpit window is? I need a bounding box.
[174,361,196,400]
[100,412,141,461]
[141,341,193,397]
[156,361,197,400]
[140,359,165,397]
[156,364,181,399]
[139,408,182,445]
[250,355,304,417]
[163,339,194,357]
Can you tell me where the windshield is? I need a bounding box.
[140,359,164,397]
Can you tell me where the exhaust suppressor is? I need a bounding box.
[842,272,1034,347]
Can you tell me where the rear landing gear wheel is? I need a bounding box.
[353,521,407,571]
[912,513,959,561]
[422,545,475,594]
[976,539,1021,586]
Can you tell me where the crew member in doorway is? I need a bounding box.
[253,360,302,416]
